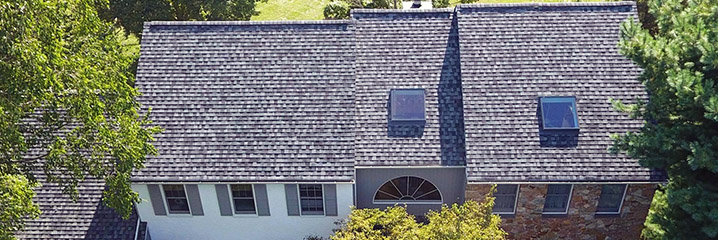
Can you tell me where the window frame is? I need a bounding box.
[492,184,520,215]
[161,184,192,215]
[539,96,580,130]
[297,184,325,216]
[389,89,427,124]
[372,176,443,205]
[595,184,628,214]
[542,184,574,215]
[229,184,258,216]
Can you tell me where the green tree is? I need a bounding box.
[323,0,401,20]
[331,186,506,240]
[0,0,160,238]
[432,0,450,8]
[324,1,351,20]
[613,0,718,238]
[96,0,267,36]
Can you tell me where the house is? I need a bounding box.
[17,2,665,240]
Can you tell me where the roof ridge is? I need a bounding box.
[457,1,635,9]
[145,20,352,26]
[351,8,454,14]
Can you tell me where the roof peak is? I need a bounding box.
[145,20,351,27]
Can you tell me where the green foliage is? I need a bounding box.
[331,187,506,240]
[323,0,400,19]
[422,194,505,240]
[96,0,267,36]
[0,174,40,240]
[459,0,478,3]
[614,0,718,238]
[0,0,160,237]
[323,1,350,20]
[432,0,450,8]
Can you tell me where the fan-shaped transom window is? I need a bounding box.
[374,176,442,203]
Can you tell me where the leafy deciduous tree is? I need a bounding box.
[613,0,718,238]
[323,0,401,20]
[0,0,160,238]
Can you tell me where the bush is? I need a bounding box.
[432,0,450,8]
[331,186,506,240]
[323,1,350,19]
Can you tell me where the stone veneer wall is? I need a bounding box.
[466,184,656,239]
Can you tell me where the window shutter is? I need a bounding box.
[215,184,233,216]
[324,184,338,216]
[254,184,271,216]
[147,184,167,216]
[284,184,300,216]
[185,184,204,216]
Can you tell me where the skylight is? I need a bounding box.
[540,96,579,130]
[390,89,426,124]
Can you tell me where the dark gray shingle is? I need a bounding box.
[353,9,466,166]
[133,21,356,182]
[456,2,664,182]
[16,177,139,240]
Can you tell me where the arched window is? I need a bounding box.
[373,176,442,203]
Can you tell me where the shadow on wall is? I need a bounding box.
[437,15,466,166]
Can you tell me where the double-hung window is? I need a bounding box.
[299,184,324,215]
[231,184,256,214]
[162,185,190,214]
[493,184,519,214]
[596,184,627,214]
[543,184,573,214]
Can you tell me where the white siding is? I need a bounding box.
[132,183,353,240]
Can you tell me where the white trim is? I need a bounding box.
[371,176,443,205]
[467,181,662,185]
[297,184,326,217]
[355,166,466,169]
[542,184,574,215]
[492,184,520,215]
[228,184,259,217]
[133,216,140,240]
[596,184,629,215]
[160,184,192,216]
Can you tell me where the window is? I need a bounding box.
[299,184,324,215]
[230,184,256,214]
[493,184,519,214]
[390,89,426,124]
[596,184,627,214]
[540,96,579,129]
[543,184,573,214]
[374,176,442,203]
[163,185,190,214]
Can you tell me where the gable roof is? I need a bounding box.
[132,2,662,183]
[133,21,356,182]
[456,2,664,182]
[352,9,466,167]
[16,177,140,239]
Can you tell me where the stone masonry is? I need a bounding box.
[466,184,656,239]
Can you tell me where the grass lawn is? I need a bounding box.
[252,0,331,21]
[251,0,606,21]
